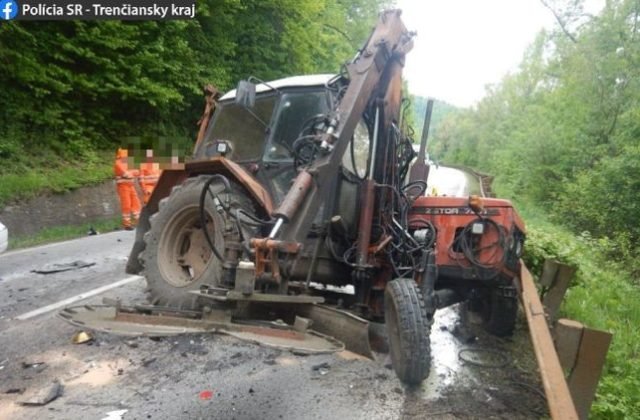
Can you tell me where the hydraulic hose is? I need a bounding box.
[456,218,507,270]
[199,174,232,262]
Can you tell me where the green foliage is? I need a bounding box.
[0,0,387,204]
[431,0,640,245]
[0,148,112,207]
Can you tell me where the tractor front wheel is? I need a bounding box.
[384,278,432,385]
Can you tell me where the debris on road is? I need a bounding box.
[101,409,128,420]
[4,388,25,394]
[21,361,47,374]
[199,390,214,400]
[123,339,139,348]
[312,361,331,376]
[141,357,157,367]
[71,331,94,344]
[18,379,62,406]
[32,260,96,275]
[312,362,330,371]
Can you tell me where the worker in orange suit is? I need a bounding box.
[139,149,162,205]
[114,148,141,230]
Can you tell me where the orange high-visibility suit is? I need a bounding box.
[114,148,141,230]
[139,150,162,205]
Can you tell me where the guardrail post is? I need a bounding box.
[554,319,613,420]
[539,260,577,321]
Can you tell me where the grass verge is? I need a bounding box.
[0,149,113,207]
[8,217,122,250]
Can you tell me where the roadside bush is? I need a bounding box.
[523,219,640,418]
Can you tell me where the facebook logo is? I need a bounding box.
[0,0,18,20]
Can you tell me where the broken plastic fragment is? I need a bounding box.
[199,390,214,400]
[101,409,128,420]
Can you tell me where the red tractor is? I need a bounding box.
[113,11,526,385]
[407,100,526,337]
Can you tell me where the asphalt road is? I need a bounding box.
[0,232,547,419]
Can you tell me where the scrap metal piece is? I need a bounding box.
[58,304,344,354]
[71,331,93,344]
[59,306,214,337]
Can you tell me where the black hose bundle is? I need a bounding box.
[451,218,507,270]
[198,175,232,262]
[199,175,275,263]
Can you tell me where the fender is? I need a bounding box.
[125,157,274,274]
[185,157,274,214]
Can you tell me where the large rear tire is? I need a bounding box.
[384,278,432,385]
[140,176,255,309]
[467,286,518,337]
[483,288,518,337]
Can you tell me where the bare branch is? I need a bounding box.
[540,0,579,43]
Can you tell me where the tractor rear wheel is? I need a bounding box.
[140,176,256,309]
[467,286,518,337]
[384,278,432,385]
[482,287,518,337]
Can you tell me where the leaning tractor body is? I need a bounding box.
[114,10,526,384]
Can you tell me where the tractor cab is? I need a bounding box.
[194,75,342,202]
[192,74,371,235]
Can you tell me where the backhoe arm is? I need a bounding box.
[269,10,414,244]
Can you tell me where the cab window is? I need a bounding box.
[264,92,329,161]
[201,96,276,161]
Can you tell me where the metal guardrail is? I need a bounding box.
[520,261,612,420]
[520,262,579,419]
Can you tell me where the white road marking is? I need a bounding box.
[0,230,130,260]
[15,275,143,321]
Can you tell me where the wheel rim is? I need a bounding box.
[158,205,216,288]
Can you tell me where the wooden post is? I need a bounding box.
[520,263,579,420]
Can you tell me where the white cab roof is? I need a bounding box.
[220,74,336,101]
